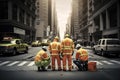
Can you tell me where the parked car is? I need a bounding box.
[41,39,51,46]
[0,37,29,55]
[93,38,120,56]
[31,40,41,47]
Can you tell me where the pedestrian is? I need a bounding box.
[49,36,62,71]
[73,44,88,71]
[61,34,74,71]
[34,46,50,71]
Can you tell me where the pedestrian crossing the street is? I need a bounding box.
[0,60,120,67]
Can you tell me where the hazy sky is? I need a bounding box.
[55,0,72,41]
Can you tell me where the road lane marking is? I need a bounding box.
[7,61,19,66]
[17,61,27,66]
[110,60,120,64]
[27,61,35,66]
[101,61,113,65]
[0,61,10,66]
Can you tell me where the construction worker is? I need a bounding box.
[34,46,50,71]
[49,36,61,71]
[61,34,74,71]
[73,44,88,71]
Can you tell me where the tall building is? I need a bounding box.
[71,0,79,40]
[35,0,57,41]
[88,0,120,43]
[0,0,36,41]
[51,0,58,38]
[79,0,88,42]
[35,0,48,41]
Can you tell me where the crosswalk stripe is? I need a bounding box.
[17,61,27,66]
[0,60,119,67]
[27,61,35,66]
[102,61,113,65]
[0,61,10,66]
[96,61,103,65]
[110,60,120,64]
[7,61,19,66]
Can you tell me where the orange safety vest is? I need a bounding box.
[49,41,60,55]
[34,50,49,62]
[76,48,88,61]
[61,38,74,54]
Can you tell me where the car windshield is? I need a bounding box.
[0,40,11,44]
[0,40,16,44]
[107,40,120,45]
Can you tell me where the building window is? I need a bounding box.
[19,9,25,24]
[26,14,30,26]
[102,12,106,29]
[32,18,35,26]
[108,3,117,28]
[12,4,17,21]
[0,1,8,19]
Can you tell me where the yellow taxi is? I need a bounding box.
[41,39,51,46]
[0,37,29,55]
[31,40,41,47]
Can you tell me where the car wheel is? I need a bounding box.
[101,50,105,56]
[24,47,28,53]
[13,49,17,55]
[93,48,97,54]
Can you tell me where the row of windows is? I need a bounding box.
[93,3,118,31]
[0,2,35,27]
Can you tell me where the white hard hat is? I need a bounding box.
[76,44,81,49]
[42,46,47,51]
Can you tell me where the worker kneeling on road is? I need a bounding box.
[34,46,50,71]
[73,44,88,71]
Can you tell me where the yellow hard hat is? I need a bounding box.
[55,36,59,39]
[65,34,69,37]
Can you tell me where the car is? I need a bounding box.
[31,40,41,47]
[0,37,29,55]
[41,39,51,46]
[93,38,120,56]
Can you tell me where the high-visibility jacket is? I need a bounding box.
[61,38,74,54]
[34,50,49,62]
[76,48,88,61]
[49,41,61,55]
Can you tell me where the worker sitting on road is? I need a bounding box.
[34,46,50,71]
[73,44,88,71]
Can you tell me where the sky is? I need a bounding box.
[55,0,72,41]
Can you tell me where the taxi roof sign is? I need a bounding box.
[3,37,13,40]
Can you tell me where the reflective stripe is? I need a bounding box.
[63,47,72,50]
[80,54,88,56]
[51,54,59,55]
[63,53,72,55]
[51,49,58,50]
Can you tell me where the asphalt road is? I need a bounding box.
[0,46,120,80]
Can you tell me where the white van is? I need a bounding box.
[93,38,120,56]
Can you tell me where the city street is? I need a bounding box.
[0,47,120,80]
